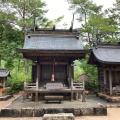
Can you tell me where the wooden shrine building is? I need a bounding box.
[0,69,10,96]
[88,42,120,96]
[17,28,90,102]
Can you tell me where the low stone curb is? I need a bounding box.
[0,95,13,101]
[106,104,120,108]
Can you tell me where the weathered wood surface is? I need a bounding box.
[44,95,64,103]
[23,79,85,102]
[46,83,63,90]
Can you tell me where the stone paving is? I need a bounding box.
[0,94,107,117]
[88,95,120,107]
[7,95,100,109]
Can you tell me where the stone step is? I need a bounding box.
[42,113,75,120]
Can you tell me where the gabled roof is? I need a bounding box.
[23,28,83,50]
[23,35,83,50]
[17,28,91,59]
[88,42,120,64]
[0,69,9,77]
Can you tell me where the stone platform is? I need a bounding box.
[0,95,107,117]
[98,93,120,103]
[0,95,13,101]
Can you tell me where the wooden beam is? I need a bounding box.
[39,61,69,65]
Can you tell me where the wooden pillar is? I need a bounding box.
[3,78,6,88]
[37,63,40,87]
[116,71,119,84]
[67,65,69,87]
[35,91,38,102]
[82,80,86,102]
[68,63,74,101]
[23,91,27,103]
[71,78,74,101]
[109,70,112,96]
[71,65,74,79]
[35,63,40,102]
[104,69,107,84]
[68,64,72,88]
[104,69,107,92]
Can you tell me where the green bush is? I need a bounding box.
[7,71,31,94]
[74,55,98,93]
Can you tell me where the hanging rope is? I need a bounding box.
[51,58,55,81]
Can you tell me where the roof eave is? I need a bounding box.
[88,51,120,65]
[16,48,91,54]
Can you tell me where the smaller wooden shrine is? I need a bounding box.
[88,42,120,96]
[17,27,90,102]
[0,69,9,96]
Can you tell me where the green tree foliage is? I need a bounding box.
[81,13,118,46]
[0,25,23,64]
[74,55,98,93]
[67,0,102,47]
[105,0,120,41]
[7,68,31,94]
[1,0,47,28]
[74,60,84,82]
[0,0,66,93]
[67,0,102,23]
[0,25,31,93]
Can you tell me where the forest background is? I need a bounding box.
[0,0,120,94]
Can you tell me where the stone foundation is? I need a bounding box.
[0,95,13,101]
[0,106,107,117]
[98,93,120,103]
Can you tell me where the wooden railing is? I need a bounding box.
[24,78,38,90]
[71,78,84,90]
[71,78,85,102]
[112,85,120,95]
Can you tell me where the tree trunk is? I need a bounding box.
[84,12,92,48]
[0,55,1,68]
[22,1,29,73]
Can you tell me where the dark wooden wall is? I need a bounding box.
[41,65,67,83]
[98,67,104,84]
[32,64,68,86]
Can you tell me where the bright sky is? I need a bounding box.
[43,0,116,28]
